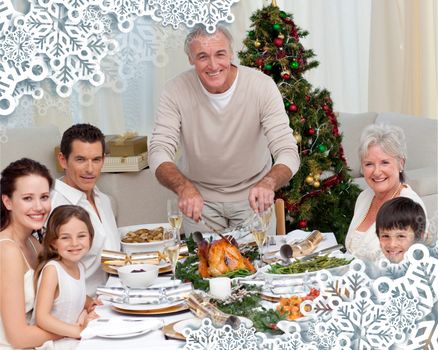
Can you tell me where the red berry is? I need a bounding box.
[308,128,315,135]
[298,219,307,228]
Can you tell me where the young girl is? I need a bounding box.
[0,158,59,349]
[33,205,101,346]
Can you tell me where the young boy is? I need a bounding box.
[376,197,426,263]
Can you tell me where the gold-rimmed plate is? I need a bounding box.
[111,302,189,315]
[163,321,187,341]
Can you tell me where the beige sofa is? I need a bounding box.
[1,112,437,231]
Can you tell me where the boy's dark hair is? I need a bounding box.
[60,124,105,159]
[376,197,426,240]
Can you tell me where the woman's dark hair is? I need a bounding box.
[1,158,53,230]
[34,205,94,288]
[376,197,426,240]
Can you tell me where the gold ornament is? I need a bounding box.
[272,0,278,7]
[293,132,302,143]
[254,40,261,48]
[278,33,285,39]
[313,173,320,181]
[305,175,314,185]
[313,181,320,188]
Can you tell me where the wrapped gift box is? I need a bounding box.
[107,135,148,157]
[54,147,148,173]
[101,152,148,172]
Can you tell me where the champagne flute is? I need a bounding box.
[259,204,274,227]
[166,199,182,280]
[164,228,181,281]
[251,217,267,268]
[167,199,183,233]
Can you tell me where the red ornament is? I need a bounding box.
[308,127,315,135]
[282,73,290,80]
[322,104,330,112]
[288,104,298,112]
[276,50,286,59]
[305,96,311,102]
[298,220,308,229]
[300,117,306,124]
[273,37,284,47]
[255,58,264,67]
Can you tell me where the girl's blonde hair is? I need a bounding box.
[34,205,94,288]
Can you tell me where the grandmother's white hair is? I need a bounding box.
[358,123,407,181]
[184,24,233,58]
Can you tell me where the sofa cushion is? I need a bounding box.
[338,112,378,177]
[376,113,438,172]
[405,167,437,197]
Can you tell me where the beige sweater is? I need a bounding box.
[149,65,300,202]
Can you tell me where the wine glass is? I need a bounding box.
[259,204,274,227]
[164,227,181,281]
[167,199,183,234]
[251,217,268,268]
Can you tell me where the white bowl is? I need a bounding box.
[117,263,159,289]
[119,223,172,254]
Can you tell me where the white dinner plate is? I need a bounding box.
[96,327,152,339]
[112,299,185,311]
[173,318,202,334]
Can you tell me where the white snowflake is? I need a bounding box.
[83,6,113,36]
[306,320,337,350]
[1,0,239,115]
[149,0,238,32]
[384,292,422,332]
[1,28,36,66]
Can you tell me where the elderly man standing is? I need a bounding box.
[51,124,119,295]
[149,25,300,235]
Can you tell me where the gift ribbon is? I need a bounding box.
[113,131,138,145]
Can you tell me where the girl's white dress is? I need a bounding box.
[34,260,87,350]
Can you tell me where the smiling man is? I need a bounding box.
[149,25,300,235]
[51,124,119,295]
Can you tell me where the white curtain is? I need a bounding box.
[3,0,436,134]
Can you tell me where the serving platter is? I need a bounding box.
[119,223,172,254]
[102,259,172,275]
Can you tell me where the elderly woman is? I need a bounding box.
[345,124,427,262]
[0,158,59,348]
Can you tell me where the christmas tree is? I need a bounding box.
[238,4,361,244]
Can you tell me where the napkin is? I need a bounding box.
[81,318,163,339]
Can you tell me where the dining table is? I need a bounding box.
[77,275,193,350]
[77,230,339,349]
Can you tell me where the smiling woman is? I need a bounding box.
[345,124,428,262]
[0,158,58,349]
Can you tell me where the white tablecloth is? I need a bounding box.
[78,230,338,349]
[77,277,192,350]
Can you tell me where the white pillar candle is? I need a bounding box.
[209,277,232,300]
